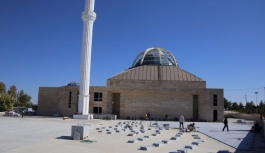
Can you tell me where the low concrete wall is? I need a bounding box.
[93,114,116,120]
[224,111,260,121]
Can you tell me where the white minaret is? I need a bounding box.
[74,0,96,119]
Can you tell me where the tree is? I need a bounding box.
[245,101,256,113]
[15,91,20,106]
[224,97,229,110]
[25,102,33,108]
[245,102,251,110]
[19,90,24,97]
[0,93,13,111]
[231,102,239,111]
[224,97,232,110]
[250,101,256,110]
[8,85,17,99]
[227,101,232,110]
[239,102,244,111]
[259,101,264,111]
[0,82,6,94]
[18,94,31,107]
[259,101,265,120]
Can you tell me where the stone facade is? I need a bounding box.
[38,86,107,116]
[107,79,223,121]
[38,65,224,121]
[38,47,224,121]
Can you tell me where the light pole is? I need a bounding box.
[255,92,258,112]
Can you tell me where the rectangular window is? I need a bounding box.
[68,92,72,108]
[77,92,79,102]
[93,107,102,114]
[213,94,217,106]
[94,92,102,101]
[76,91,79,113]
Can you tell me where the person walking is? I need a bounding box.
[222,116,229,131]
[21,109,25,118]
[179,115,185,130]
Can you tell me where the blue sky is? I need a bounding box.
[0,0,264,105]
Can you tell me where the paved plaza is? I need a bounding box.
[0,113,264,153]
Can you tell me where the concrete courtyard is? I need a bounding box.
[0,113,264,153]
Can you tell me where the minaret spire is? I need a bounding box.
[74,0,96,119]
[85,0,95,12]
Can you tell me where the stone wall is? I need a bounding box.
[107,80,206,90]
[107,79,224,121]
[38,78,223,122]
[199,89,224,122]
[89,86,108,114]
[38,87,60,116]
[38,86,107,116]
[121,90,194,120]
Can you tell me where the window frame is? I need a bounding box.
[68,91,72,108]
[94,92,103,101]
[93,107,102,114]
[213,94,217,106]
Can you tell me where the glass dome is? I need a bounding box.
[67,82,79,86]
[132,47,178,67]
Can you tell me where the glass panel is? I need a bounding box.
[94,92,98,98]
[93,107,98,114]
[132,48,177,67]
[161,57,169,65]
[94,92,103,101]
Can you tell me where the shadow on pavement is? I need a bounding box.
[56,136,72,140]
[234,130,255,153]
[229,130,251,132]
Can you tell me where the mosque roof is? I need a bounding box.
[109,47,203,81]
[108,65,204,81]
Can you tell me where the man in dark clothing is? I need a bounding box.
[21,109,25,118]
[187,123,196,131]
[147,113,150,120]
[222,117,229,131]
[252,121,261,132]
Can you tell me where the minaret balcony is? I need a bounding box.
[82,12,96,22]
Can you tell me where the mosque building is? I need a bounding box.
[38,47,224,121]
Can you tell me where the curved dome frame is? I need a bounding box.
[132,47,179,67]
[67,81,79,86]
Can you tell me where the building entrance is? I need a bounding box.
[213,110,217,121]
[193,95,199,121]
[112,93,120,118]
